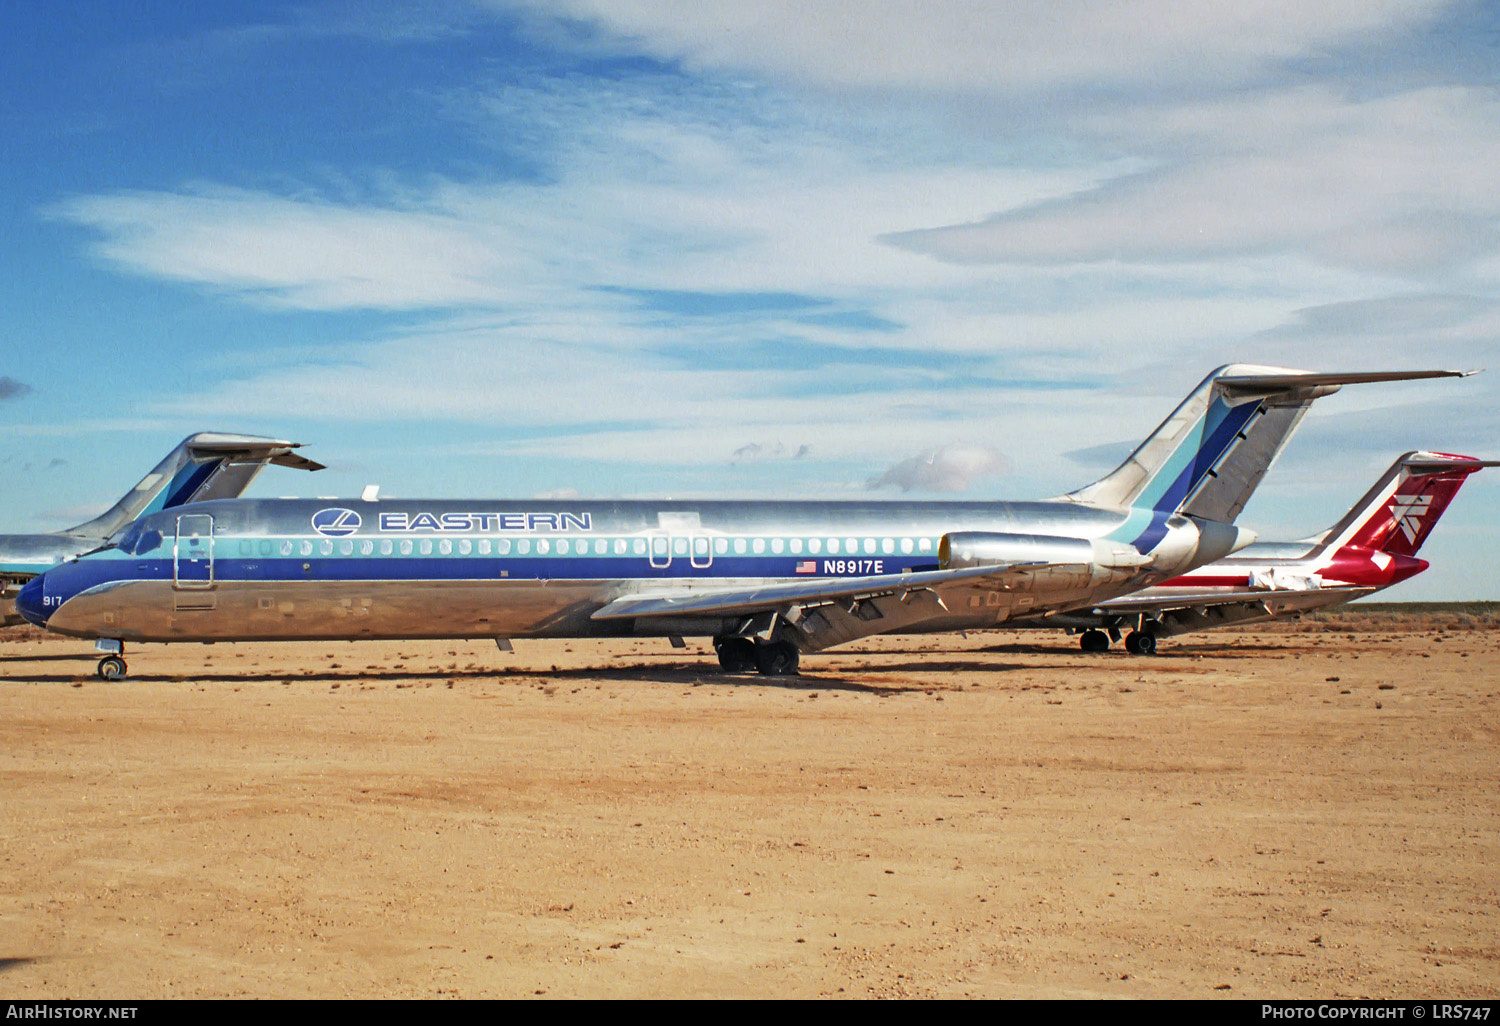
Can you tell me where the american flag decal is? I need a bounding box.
[794,560,817,574]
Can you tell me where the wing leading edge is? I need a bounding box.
[591,562,1036,621]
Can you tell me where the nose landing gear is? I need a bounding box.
[97,654,128,681]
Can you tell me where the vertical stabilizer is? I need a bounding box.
[63,432,324,540]
[1066,367,1472,526]
[1324,452,1498,557]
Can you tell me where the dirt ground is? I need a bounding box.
[1,618,1496,999]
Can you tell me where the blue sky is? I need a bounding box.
[1,1,1497,599]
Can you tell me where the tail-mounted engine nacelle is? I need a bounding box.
[938,531,1151,589]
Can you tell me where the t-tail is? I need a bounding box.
[1064,365,1475,558]
[62,432,326,541]
[1315,452,1499,560]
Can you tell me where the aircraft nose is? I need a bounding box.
[15,576,50,628]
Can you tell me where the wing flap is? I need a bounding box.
[591,562,1035,621]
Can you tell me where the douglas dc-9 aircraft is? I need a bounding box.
[16,366,1468,680]
[1040,451,1497,654]
[0,433,323,625]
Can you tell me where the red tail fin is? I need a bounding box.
[1345,453,1493,557]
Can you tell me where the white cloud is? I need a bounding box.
[869,443,1009,493]
[891,87,1500,277]
[37,3,1500,554]
[497,1,1450,93]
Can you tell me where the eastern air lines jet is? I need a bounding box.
[16,366,1468,681]
[0,433,323,625]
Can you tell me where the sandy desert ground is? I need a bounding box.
[1,615,1496,999]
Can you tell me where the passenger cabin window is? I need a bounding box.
[789,538,803,554]
[752,538,765,554]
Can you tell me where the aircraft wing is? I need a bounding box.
[1087,584,1380,639]
[1091,583,1371,613]
[591,562,1038,621]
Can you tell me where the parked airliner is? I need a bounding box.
[0,433,322,624]
[15,366,1468,679]
[1044,451,1496,653]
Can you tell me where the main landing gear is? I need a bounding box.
[1079,629,1111,653]
[1078,622,1161,655]
[714,635,800,676]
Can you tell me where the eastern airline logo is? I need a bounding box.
[312,508,363,537]
[1389,495,1432,543]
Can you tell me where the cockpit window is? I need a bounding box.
[115,524,164,555]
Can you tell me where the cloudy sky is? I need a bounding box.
[2,1,1496,599]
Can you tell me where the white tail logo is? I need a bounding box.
[1389,494,1432,543]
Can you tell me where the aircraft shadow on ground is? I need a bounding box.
[839,658,1072,675]
[0,957,38,973]
[0,652,97,663]
[0,663,924,695]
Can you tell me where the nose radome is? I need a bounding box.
[16,576,49,627]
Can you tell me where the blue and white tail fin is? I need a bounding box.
[65,432,324,540]
[1066,365,1473,526]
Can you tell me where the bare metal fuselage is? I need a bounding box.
[28,496,1219,645]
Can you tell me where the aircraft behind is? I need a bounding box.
[0,432,323,624]
[1052,451,1497,653]
[15,366,1471,680]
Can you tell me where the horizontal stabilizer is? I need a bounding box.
[1398,456,1500,474]
[1215,369,1475,393]
[183,433,327,472]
